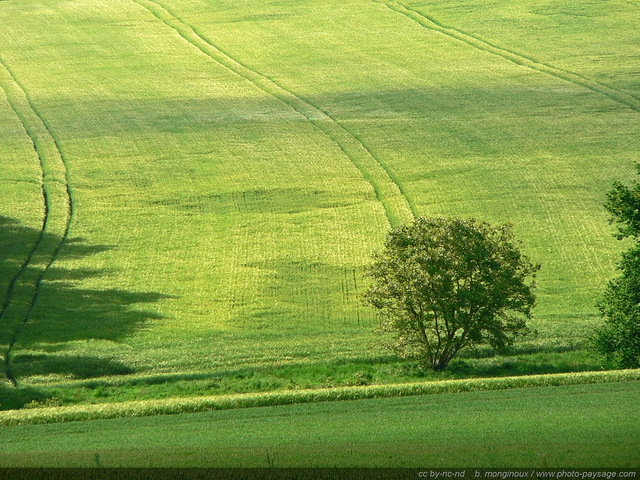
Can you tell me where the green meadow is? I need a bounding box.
[0,0,638,467]
[1,382,638,467]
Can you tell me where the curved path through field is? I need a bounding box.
[131,0,417,227]
[377,0,640,113]
[0,58,73,387]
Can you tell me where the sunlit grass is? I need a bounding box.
[0,0,637,407]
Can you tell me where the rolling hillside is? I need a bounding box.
[0,0,638,407]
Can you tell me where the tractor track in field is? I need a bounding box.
[0,58,73,387]
[131,0,416,227]
[377,0,640,113]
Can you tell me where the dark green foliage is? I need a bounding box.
[591,165,640,369]
[364,217,540,370]
[605,164,640,240]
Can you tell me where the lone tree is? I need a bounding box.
[364,217,539,371]
[590,164,640,369]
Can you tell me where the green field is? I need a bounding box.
[1,382,639,467]
[1,0,638,405]
[0,0,638,467]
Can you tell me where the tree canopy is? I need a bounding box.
[591,164,640,369]
[363,217,539,371]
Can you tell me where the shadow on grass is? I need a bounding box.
[459,342,584,359]
[0,215,175,408]
[446,352,601,379]
[11,354,134,379]
[0,382,56,410]
[0,344,602,409]
[26,347,601,407]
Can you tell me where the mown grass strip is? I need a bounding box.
[130,0,415,226]
[1,369,638,426]
[378,1,640,113]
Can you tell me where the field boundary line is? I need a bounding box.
[0,57,74,387]
[1,369,638,425]
[130,0,416,226]
[377,1,640,113]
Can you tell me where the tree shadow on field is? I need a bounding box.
[0,215,175,407]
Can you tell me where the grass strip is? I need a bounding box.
[1,369,638,426]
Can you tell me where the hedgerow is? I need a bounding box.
[1,369,638,426]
